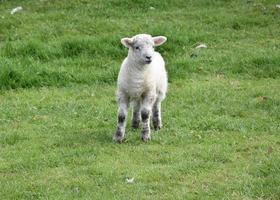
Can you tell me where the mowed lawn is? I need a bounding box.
[0,0,280,199]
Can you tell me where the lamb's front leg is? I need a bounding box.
[132,100,141,129]
[113,94,129,143]
[141,94,156,142]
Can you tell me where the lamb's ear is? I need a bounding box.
[153,36,167,46]
[121,38,133,48]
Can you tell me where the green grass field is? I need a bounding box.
[1,0,280,199]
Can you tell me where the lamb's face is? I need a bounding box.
[121,34,167,65]
[130,35,154,64]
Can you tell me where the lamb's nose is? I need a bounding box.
[146,56,152,60]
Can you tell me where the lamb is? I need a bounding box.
[113,34,168,142]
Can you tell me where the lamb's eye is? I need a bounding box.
[135,46,140,50]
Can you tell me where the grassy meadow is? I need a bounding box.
[0,0,280,199]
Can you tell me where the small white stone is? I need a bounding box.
[126,177,134,184]
[276,5,280,9]
[195,44,207,49]
[11,6,23,15]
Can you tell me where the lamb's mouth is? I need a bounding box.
[145,60,152,64]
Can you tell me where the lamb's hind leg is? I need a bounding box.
[132,100,141,129]
[141,94,156,142]
[152,98,162,130]
[113,94,129,143]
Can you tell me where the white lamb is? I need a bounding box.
[113,34,168,142]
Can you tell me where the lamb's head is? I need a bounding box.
[121,34,167,65]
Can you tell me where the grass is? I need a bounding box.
[0,0,280,199]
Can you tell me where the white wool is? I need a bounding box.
[117,34,167,106]
[117,51,167,101]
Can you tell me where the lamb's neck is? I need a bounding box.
[126,58,149,74]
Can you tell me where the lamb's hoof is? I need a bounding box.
[131,120,140,129]
[154,125,162,131]
[153,120,162,131]
[141,132,151,142]
[132,123,139,129]
[113,131,124,143]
